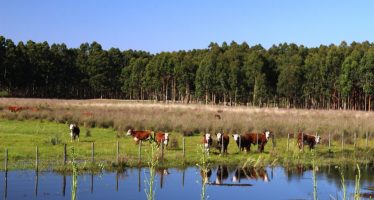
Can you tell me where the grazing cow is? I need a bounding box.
[232,167,269,183]
[232,131,271,152]
[69,124,80,142]
[214,114,221,120]
[297,132,321,150]
[202,133,213,153]
[215,165,229,184]
[126,129,152,144]
[216,132,230,153]
[154,131,170,147]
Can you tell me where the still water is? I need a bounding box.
[1,165,373,200]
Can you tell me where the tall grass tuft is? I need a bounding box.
[71,147,78,200]
[338,166,347,200]
[354,164,361,200]
[145,142,158,200]
[196,144,210,200]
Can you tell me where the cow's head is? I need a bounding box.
[204,133,212,148]
[69,124,75,131]
[315,135,321,144]
[216,132,222,142]
[265,130,272,140]
[164,133,170,145]
[232,133,240,142]
[126,129,133,136]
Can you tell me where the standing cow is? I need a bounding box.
[232,131,271,152]
[154,131,170,147]
[202,133,213,153]
[216,132,230,154]
[69,124,80,142]
[126,129,152,144]
[297,132,321,150]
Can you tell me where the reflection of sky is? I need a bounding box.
[0,166,373,200]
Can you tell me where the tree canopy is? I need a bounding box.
[1,35,374,111]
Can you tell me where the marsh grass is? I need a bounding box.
[144,142,158,200]
[71,147,78,200]
[196,145,210,200]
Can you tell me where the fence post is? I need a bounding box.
[341,132,344,151]
[5,148,8,171]
[328,132,331,152]
[35,146,38,171]
[239,136,242,153]
[182,137,185,158]
[161,140,164,160]
[63,144,67,165]
[287,133,290,152]
[116,141,119,163]
[366,132,369,149]
[221,135,224,154]
[272,133,276,149]
[138,141,142,164]
[91,142,94,163]
[301,132,304,151]
[354,132,357,149]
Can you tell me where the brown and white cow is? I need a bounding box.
[297,132,321,150]
[202,133,213,153]
[154,131,170,147]
[232,167,269,182]
[216,132,230,153]
[69,124,80,142]
[232,130,271,152]
[126,129,152,144]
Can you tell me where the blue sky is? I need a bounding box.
[1,0,373,53]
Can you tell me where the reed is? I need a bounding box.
[71,147,78,200]
[144,142,158,200]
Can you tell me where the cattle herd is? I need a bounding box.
[68,124,321,152]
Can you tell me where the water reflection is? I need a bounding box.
[233,167,269,183]
[1,164,374,200]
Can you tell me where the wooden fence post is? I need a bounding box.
[5,148,8,171]
[138,141,142,164]
[239,136,242,153]
[91,142,94,163]
[221,135,224,154]
[161,140,164,160]
[354,132,357,149]
[341,132,344,151]
[328,132,331,152]
[63,144,67,165]
[35,146,38,171]
[116,141,119,163]
[301,132,304,151]
[287,133,290,152]
[182,137,185,158]
[366,132,369,149]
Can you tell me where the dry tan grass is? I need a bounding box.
[0,98,373,139]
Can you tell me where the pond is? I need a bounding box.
[1,164,374,200]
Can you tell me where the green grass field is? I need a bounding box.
[0,119,373,171]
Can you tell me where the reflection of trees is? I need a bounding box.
[284,164,374,187]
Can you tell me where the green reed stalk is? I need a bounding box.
[145,142,158,200]
[197,145,209,200]
[71,147,78,200]
[354,164,361,200]
[338,166,346,200]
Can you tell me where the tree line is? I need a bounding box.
[1,35,374,110]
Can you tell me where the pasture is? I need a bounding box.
[0,98,373,170]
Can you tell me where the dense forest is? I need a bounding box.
[0,35,374,110]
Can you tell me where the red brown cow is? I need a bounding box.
[154,131,170,147]
[297,132,321,150]
[202,133,213,153]
[215,132,230,153]
[126,129,152,144]
[232,131,271,152]
[232,167,269,182]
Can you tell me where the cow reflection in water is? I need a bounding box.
[215,165,229,184]
[285,164,319,180]
[232,167,269,182]
[157,168,170,189]
[200,168,212,184]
